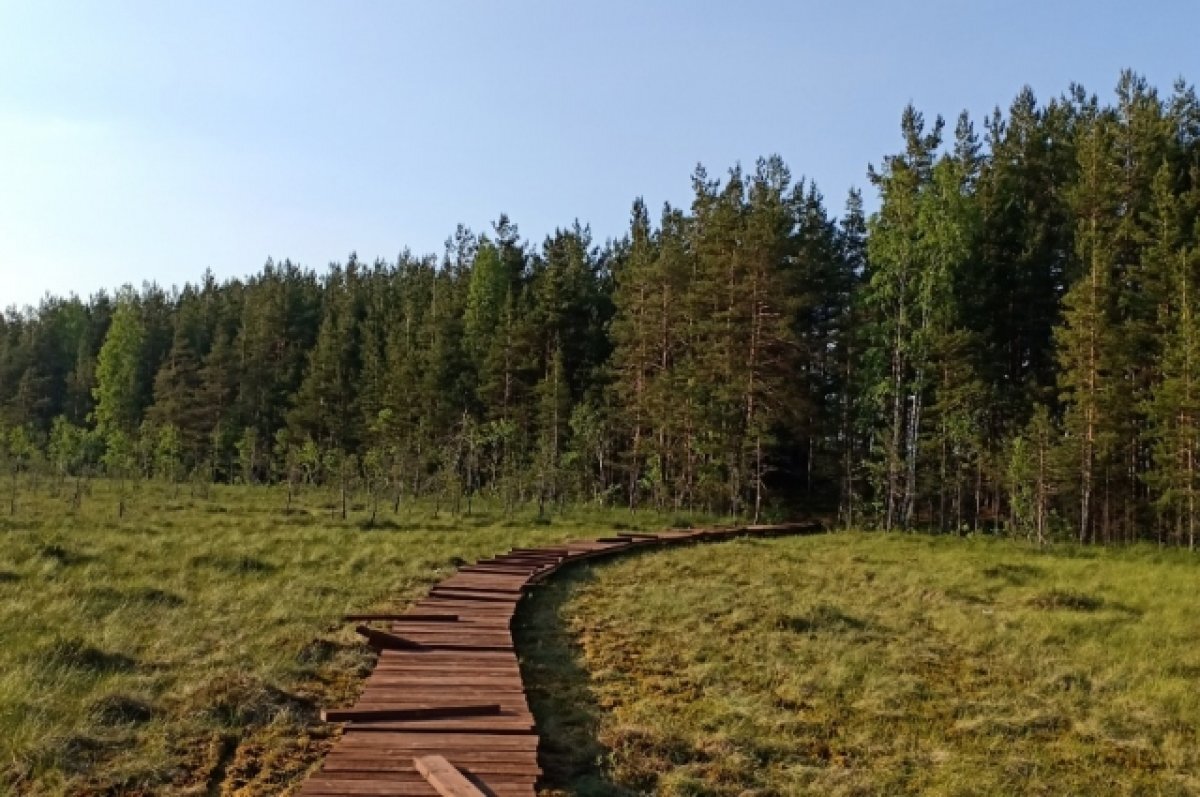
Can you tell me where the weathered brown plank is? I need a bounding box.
[356,625,422,650]
[344,718,535,733]
[321,760,540,776]
[414,755,488,797]
[335,730,539,744]
[345,613,460,622]
[322,703,501,723]
[426,590,519,603]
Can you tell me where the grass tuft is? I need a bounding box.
[40,638,139,674]
[1028,588,1105,611]
[37,543,91,567]
[981,562,1043,584]
[46,734,129,776]
[776,602,870,634]
[88,694,155,726]
[185,675,316,729]
[188,553,278,574]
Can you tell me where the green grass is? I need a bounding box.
[0,480,689,796]
[12,485,1199,797]
[517,532,1200,796]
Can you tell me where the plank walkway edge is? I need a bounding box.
[297,520,821,797]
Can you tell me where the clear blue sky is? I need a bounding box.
[2,1,1196,308]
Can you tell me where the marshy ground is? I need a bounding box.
[0,482,681,796]
[5,484,1198,796]
[518,532,1200,796]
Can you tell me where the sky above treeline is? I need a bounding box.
[1,0,1196,308]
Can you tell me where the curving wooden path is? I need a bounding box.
[297,521,819,797]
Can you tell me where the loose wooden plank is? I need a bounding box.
[356,625,422,650]
[414,755,488,797]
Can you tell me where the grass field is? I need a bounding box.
[517,532,1200,796]
[9,483,1200,797]
[0,481,688,796]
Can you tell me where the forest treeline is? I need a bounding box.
[3,71,1200,544]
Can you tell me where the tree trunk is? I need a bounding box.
[340,461,348,521]
[753,435,763,523]
[939,432,948,533]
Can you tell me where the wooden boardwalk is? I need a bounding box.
[297,522,819,797]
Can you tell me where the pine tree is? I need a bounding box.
[610,198,659,507]
[148,305,207,467]
[644,206,694,508]
[1109,73,1172,541]
[534,348,570,515]
[197,323,240,481]
[236,263,297,448]
[738,157,805,520]
[919,114,984,531]
[289,263,363,453]
[687,165,746,513]
[864,106,944,529]
[1057,111,1123,543]
[1144,163,1200,547]
[464,237,506,369]
[835,188,869,527]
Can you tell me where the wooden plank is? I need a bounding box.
[364,678,520,689]
[300,781,532,797]
[427,590,520,603]
[344,718,535,733]
[335,732,539,750]
[357,625,422,650]
[368,661,522,672]
[322,703,501,723]
[375,649,515,659]
[320,759,540,776]
[414,755,488,797]
[327,746,539,761]
[345,613,460,622]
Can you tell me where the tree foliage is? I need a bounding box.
[3,72,1200,540]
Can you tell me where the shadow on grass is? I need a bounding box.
[777,602,873,634]
[38,543,95,566]
[981,562,1044,585]
[188,553,277,574]
[514,565,633,797]
[39,637,139,674]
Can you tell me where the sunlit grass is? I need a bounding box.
[0,480,689,796]
[521,532,1200,796]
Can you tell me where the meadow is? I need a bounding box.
[6,480,1200,797]
[0,481,685,796]
[518,532,1200,796]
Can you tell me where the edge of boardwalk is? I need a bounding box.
[297,521,822,797]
